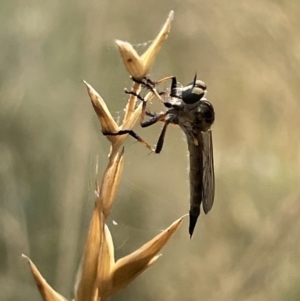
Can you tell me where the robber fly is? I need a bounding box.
[103,75,215,237]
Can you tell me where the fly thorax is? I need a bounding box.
[182,101,200,112]
[165,112,179,124]
[195,99,215,131]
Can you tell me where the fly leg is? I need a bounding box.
[154,120,170,154]
[145,111,156,117]
[129,76,165,103]
[102,77,160,153]
[138,109,170,154]
[127,79,171,154]
[169,76,181,98]
[124,89,164,127]
[139,105,170,155]
[131,75,175,88]
[140,111,169,154]
[103,76,172,153]
[103,108,167,153]
[126,75,176,126]
[131,76,156,88]
[150,75,175,103]
[141,111,167,128]
[130,75,175,104]
[123,89,164,141]
[102,129,155,152]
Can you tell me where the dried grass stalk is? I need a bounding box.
[24,10,184,301]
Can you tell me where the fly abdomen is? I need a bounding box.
[189,204,200,238]
[187,134,204,237]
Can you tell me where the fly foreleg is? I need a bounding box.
[140,111,169,154]
[138,110,169,154]
[129,76,166,103]
[141,111,167,128]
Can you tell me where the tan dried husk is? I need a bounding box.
[24,10,184,301]
[115,10,173,81]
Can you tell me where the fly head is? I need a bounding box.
[181,75,207,104]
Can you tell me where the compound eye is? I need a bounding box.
[182,86,205,104]
[181,79,207,104]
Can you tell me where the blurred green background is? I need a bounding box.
[1,1,300,300]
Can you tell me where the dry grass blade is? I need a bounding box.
[83,80,119,139]
[25,9,180,301]
[122,81,141,123]
[22,255,68,301]
[99,148,124,219]
[114,40,145,80]
[140,10,174,76]
[75,208,103,301]
[121,101,142,132]
[122,91,154,129]
[109,215,184,295]
[115,11,174,80]
[97,225,115,299]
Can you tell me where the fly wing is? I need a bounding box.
[201,130,215,214]
[187,129,214,236]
